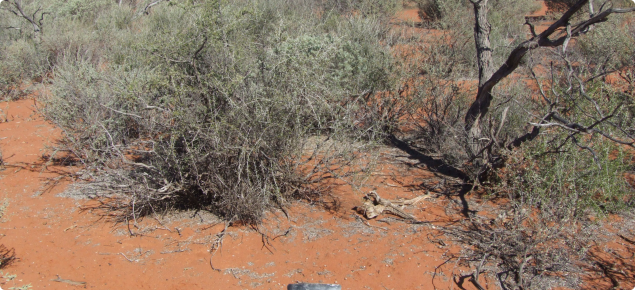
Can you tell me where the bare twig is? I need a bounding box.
[209,221,231,272]
[139,0,169,15]
[1,0,44,33]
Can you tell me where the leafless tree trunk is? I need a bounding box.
[1,0,44,34]
[455,0,635,182]
[464,0,635,144]
[472,0,495,87]
[466,0,495,155]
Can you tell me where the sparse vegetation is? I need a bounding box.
[545,0,634,12]
[0,201,16,272]
[1,0,635,288]
[0,270,31,290]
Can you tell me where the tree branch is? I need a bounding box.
[139,0,169,16]
[3,0,42,33]
[464,0,635,132]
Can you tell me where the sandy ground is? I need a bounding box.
[0,99,465,289]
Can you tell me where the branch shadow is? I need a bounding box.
[387,134,475,218]
[581,238,635,290]
[0,154,81,197]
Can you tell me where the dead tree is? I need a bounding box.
[0,0,46,34]
[464,0,635,176]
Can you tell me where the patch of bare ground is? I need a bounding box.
[580,212,635,290]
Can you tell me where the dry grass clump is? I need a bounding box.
[443,204,592,289]
[0,245,16,270]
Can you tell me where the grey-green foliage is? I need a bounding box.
[0,39,47,85]
[321,0,401,18]
[0,0,46,93]
[53,0,113,20]
[577,14,635,71]
[498,139,635,216]
[39,0,396,222]
[273,25,392,99]
[0,0,114,97]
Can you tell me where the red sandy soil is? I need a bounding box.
[394,1,553,36]
[0,99,465,289]
[394,9,419,24]
[1,99,630,290]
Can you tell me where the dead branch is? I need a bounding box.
[209,220,231,272]
[465,0,635,132]
[1,0,45,33]
[139,0,169,16]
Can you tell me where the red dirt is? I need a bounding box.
[526,1,555,35]
[0,99,463,289]
[394,9,420,24]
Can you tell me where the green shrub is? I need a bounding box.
[321,0,400,18]
[39,0,395,223]
[0,38,48,97]
[53,0,113,20]
[494,139,635,216]
[576,14,635,71]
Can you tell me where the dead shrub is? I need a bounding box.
[442,199,594,289]
[0,244,16,269]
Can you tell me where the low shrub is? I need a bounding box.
[416,0,444,22]
[494,138,635,216]
[39,0,396,223]
[0,244,16,270]
[442,135,634,289]
[320,0,400,18]
[576,13,635,71]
